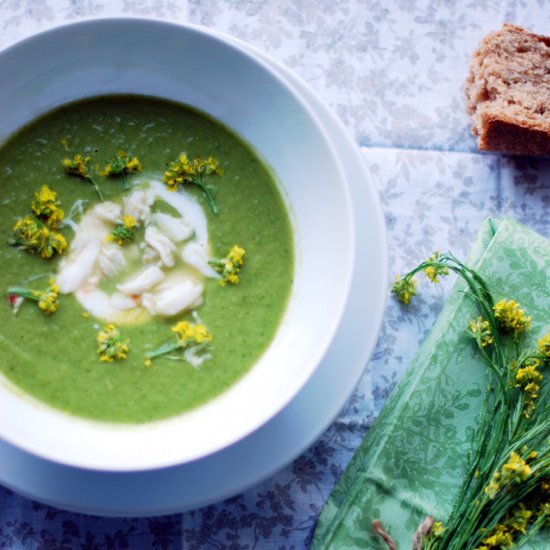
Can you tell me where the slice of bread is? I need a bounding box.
[465,24,550,156]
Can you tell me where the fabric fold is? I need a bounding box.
[312,217,549,549]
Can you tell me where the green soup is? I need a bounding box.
[0,96,294,423]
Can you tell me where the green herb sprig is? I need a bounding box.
[101,150,142,189]
[163,153,222,214]
[62,153,104,200]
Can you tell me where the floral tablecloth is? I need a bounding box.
[1,1,549,548]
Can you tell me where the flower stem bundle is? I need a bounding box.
[385,252,549,550]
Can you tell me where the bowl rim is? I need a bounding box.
[0,16,357,471]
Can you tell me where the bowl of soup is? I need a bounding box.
[0,18,356,471]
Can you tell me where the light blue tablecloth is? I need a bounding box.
[0,1,548,548]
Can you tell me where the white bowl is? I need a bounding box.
[0,19,356,471]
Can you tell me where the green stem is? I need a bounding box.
[7,287,40,301]
[192,176,218,214]
[145,340,181,359]
[89,177,105,201]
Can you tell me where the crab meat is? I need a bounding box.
[182,242,219,278]
[123,189,153,223]
[56,240,102,293]
[144,225,177,267]
[93,201,122,225]
[117,266,165,295]
[153,212,194,243]
[97,243,127,278]
[142,279,203,317]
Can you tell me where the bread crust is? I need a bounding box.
[479,115,550,156]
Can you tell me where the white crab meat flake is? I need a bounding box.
[142,279,203,317]
[117,265,165,295]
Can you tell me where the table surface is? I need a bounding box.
[1,1,549,548]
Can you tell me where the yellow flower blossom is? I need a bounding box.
[209,245,246,286]
[537,332,550,360]
[431,522,446,537]
[122,214,137,229]
[63,154,92,179]
[469,316,494,347]
[9,214,67,258]
[63,153,104,200]
[31,185,64,228]
[145,319,213,364]
[100,151,142,189]
[484,451,532,501]
[501,451,532,485]
[163,152,222,213]
[424,251,450,283]
[391,275,417,304]
[37,280,60,315]
[493,299,531,337]
[35,184,57,204]
[171,321,213,346]
[109,214,138,246]
[484,473,501,499]
[476,524,514,548]
[7,279,60,316]
[506,505,532,534]
[96,324,130,362]
[516,360,543,417]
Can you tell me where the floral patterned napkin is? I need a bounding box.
[312,217,549,549]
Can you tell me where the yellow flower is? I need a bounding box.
[469,316,494,347]
[7,278,60,316]
[516,360,544,417]
[122,214,137,229]
[39,228,68,258]
[35,184,57,204]
[146,319,214,364]
[484,474,501,499]
[96,324,129,362]
[516,363,543,386]
[493,299,531,337]
[63,154,92,179]
[100,151,142,179]
[424,252,450,283]
[431,522,446,537]
[501,451,532,485]
[163,152,222,213]
[125,156,142,173]
[12,215,41,244]
[9,214,67,258]
[109,215,138,246]
[507,505,532,534]
[537,332,550,360]
[229,245,245,266]
[31,185,64,228]
[209,245,246,286]
[37,280,60,315]
[391,275,417,304]
[63,153,104,200]
[478,524,513,548]
[171,321,213,346]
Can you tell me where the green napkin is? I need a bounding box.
[312,218,549,549]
